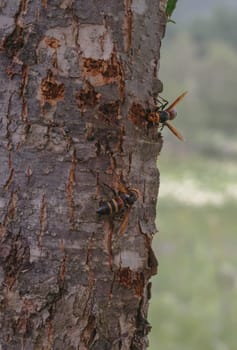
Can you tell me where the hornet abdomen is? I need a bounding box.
[96,189,139,216]
[157,111,170,123]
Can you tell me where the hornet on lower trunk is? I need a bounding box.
[96,188,139,216]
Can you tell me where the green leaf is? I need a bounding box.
[166,0,178,18]
[167,18,176,24]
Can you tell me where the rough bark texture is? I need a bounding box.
[0,1,166,349]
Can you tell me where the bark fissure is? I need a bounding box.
[124,0,133,53]
[20,64,29,123]
[3,168,15,192]
[38,193,47,250]
[3,191,17,227]
[66,149,77,227]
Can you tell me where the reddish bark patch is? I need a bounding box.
[98,100,120,125]
[118,267,145,297]
[42,0,47,10]
[40,70,65,106]
[82,54,120,79]
[81,50,125,99]
[44,37,60,68]
[129,103,160,134]
[76,82,100,112]
[128,102,147,128]
[44,36,61,49]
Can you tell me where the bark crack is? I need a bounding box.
[85,233,95,291]
[20,64,29,124]
[57,240,67,289]
[124,0,133,53]
[38,193,47,250]
[3,191,17,227]
[66,149,77,227]
[3,168,15,192]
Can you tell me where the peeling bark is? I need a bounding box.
[0,1,167,349]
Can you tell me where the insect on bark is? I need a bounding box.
[96,188,139,216]
[148,91,187,141]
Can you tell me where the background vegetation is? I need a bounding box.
[149,2,237,350]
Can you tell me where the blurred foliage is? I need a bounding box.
[148,6,237,350]
[166,0,178,22]
[148,157,237,350]
[149,198,237,350]
[166,0,178,17]
[159,7,237,158]
[191,8,237,49]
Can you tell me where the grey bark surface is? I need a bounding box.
[0,1,166,349]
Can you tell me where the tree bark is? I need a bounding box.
[0,1,166,349]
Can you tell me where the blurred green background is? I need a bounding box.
[149,1,237,349]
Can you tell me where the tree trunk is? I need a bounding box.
[0,1,166,349]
